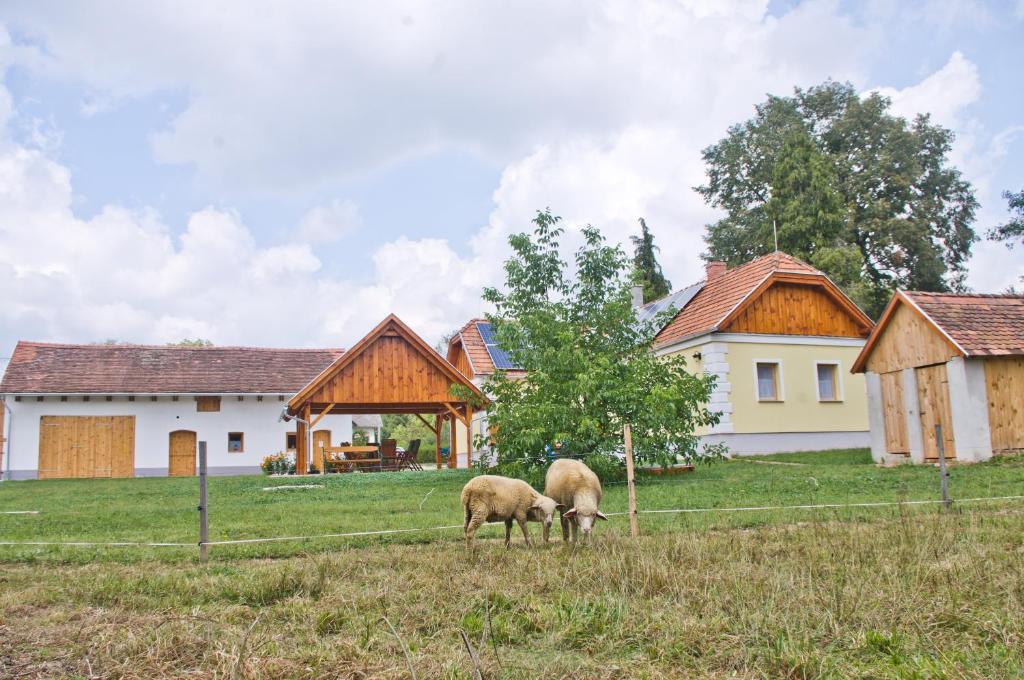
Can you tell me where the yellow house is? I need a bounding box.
[649,253,874,455]
[449,252,875,458]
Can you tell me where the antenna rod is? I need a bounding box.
[773,219,779,252]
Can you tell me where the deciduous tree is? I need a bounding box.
[481,209,722,469]
[698,81,978,317]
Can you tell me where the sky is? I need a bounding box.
[0,0,1022,359]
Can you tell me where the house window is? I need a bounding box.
[285,432,297,451]
[755,362,781,401]
[228,432,244,452]
[196,396,221,412]
[816,363,841,401]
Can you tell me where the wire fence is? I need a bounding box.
[2,439,1022,558]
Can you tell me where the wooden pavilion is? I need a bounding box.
[286,314,486,474]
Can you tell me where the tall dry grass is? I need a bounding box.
[2,507,1022,678]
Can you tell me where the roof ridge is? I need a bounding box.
[905,291,1024,300]
[12,340,345,352]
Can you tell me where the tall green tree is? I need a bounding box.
[698,81,978,317]
[988,189,1024,249]
[631,218,673,303]
[482,209,723,468]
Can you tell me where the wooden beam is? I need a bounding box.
[310,403,335,428]
[413,413,434,430]
[443,402,468,425]
[296,414,308,476]
[434,414,442,470]
[449,414,458,469]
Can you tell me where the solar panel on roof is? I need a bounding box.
[477,321,522,370]
[636,282,703,327]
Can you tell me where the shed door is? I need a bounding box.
[312,430,331,471]
[916,364,955,460]
[169,430,197,477]
[38,416,135,479]
[880,371,909,454]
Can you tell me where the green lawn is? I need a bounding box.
[0,448,1022,563]
[1,450,1023,678]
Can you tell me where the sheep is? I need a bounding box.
[460,475,562,548]
[544,458,608,543]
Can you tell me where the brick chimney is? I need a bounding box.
[705,261,726,282]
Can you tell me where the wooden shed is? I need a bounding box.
[287,314,486,473]
[852,291,1024,464]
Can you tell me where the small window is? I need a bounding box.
[228,432,244,452]
[196,396,221,412]
[756,362,781,401]
[817,363,840,401]
[285,432,297,451]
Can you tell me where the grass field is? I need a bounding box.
[1,449,1023,677]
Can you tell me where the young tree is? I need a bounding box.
[988,189,1024,249]
[482,209,722,469]
[631,218,673,303]
[698,81,978,317]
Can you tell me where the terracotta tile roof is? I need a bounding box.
[0,341,345,394]
[904,292,1024,356]
[654,252,822,347]
[455,318,495,376]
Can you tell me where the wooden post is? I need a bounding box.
[434,414,442,470]
[623,423,639,539]
[296,416,308,476]
[449,414,458,469]
[936,424,951,509]
[465,405,473,469]
[198,440,208,563]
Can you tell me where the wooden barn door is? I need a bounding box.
[168,430,197,476]
[38,416,135,479]
[880,371,909,454]
[916,364,955,460]
[312,430,331,472]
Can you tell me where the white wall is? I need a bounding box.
[3,394,353,478]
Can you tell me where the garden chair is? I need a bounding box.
[398,439,423,471]
[379,439,399,471]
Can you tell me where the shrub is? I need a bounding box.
[260,452,297,475]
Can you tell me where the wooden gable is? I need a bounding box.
[447,337,474,379]
[720,276,872,338]
[288,314,482,413]
[854,297,962,374]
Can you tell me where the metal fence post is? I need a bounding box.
[623,423,639,539]
[198,441,209,563]
[935,425,951,510]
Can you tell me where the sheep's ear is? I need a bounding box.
[563,507,578,519]
[596,511,609,521]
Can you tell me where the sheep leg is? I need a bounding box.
[516,515,532,548]
[465,513,486,549]
[570,519,578,544]
[504,519,513,548]
[559,513,570,543]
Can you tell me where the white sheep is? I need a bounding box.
[460,475,562,548]
[544,459,608,543]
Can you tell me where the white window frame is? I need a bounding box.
[753,359,784,402]
[814,361,844,402]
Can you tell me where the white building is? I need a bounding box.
[0,341,355,479]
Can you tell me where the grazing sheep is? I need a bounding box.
[544,459,608,543]
[461,475,562,548]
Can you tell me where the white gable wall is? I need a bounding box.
[2,395,353,479]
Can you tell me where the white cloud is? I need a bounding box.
[0,1,1019,357]
[296,199,362,243]
[874,51,981,130]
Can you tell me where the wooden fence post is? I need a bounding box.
[935,424,951,510]
[198,441,209,563]
[623,423,639,539]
